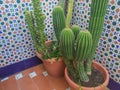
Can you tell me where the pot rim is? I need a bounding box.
[65,61,109,89]
[43,57,63,63]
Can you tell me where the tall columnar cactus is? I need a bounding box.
[53,6,65,41]
[75,30,92,82]
[65,0,74,28]
[71,25,80,40]
[87,0,109,74]
[24,0,47,55]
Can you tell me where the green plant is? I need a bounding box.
[75,30,92,82]
[59,0,108,86]
[71,25,80,40]
[24,0,46,55]
[52,6,65,42]
[86,0,109,75]
[25,0,62,60]
[60,0,75,60]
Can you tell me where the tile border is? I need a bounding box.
[0,56,42,79]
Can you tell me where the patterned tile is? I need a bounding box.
[0,0,59,67]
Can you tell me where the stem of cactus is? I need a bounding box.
[66,0,74,28]
[53,6,65,42]
[87,0,109,74]
[59,0,75,80]
[24,10,38,50]
[75,30,92,82]
[78,62,89,82]
[60,0,75,60]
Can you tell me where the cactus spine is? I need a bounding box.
[75,30,92,82]
[71,25,80,40]
[53,6,65,41]
[87,0,109,74]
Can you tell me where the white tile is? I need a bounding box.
[29,71,37,78]
[15,73,23,80]
[42,71,48,77]
[66,87,70,90]
[1,77,9,82]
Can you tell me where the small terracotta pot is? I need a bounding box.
[65,61,109,90]
[42,57,65,77]
[36,52,65,77]
[36,40,66,77]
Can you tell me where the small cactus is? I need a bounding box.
[71,25,80,40]
[60,28,75,60]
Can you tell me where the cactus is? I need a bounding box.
[66,0,74,28]
[24,0,47,55]
[60,28,74,60]
[87,0,109,75]
[53,6,65,41]
[58,0,109,85]
[75,30,92,82]
[71,25,80,40]
[60,0,75,60]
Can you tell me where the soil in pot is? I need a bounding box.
[68,67,105,87]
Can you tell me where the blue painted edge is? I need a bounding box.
[0,56,42,79]
[0,57,120,90]
[108,78,120,90]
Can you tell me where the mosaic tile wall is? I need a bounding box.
[0,0,120,84]
[72,0,120,84]
[0,0,59,67]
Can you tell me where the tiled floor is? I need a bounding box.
[0,65,69,90]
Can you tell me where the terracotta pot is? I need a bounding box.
[36,40,66,77]
[36,52,65,77]
[65,61,109,90]
[42,57,65,77]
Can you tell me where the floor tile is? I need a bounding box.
[1,76,19,90]
[0,82,3,90]
[33,65,45,72]
[48,76,69,90]
[17,73,39,90]
[32,65,55,90]
[1,64,69,90]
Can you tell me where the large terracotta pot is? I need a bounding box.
[65,61,109,90]
[36,40,66,77]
